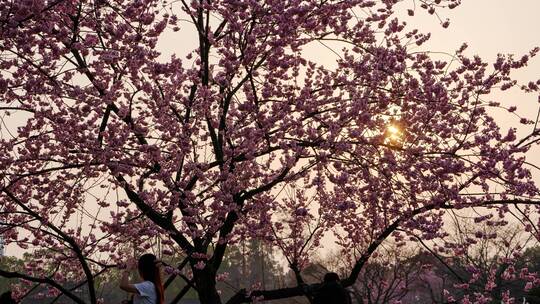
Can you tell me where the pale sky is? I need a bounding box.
[398,0,540,125]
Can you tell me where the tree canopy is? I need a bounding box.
[1,0,539,303]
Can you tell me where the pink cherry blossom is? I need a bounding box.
[0,0,539,303]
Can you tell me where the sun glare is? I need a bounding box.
[387,125,400,135]
[387,124,401,139]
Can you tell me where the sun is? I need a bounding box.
[387,125,400,135]
[387,124,401,141]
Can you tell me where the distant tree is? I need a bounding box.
[315,223,540,304]
[316,246,427,304]
[0,256,21,294]
[405,223,540,303]
[349,247,423,304]
[220,240,285,291]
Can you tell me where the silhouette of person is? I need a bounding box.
[313,272,351,304]
[0,290,16,304]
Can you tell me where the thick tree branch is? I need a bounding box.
[115,175,195,254]
[1,189,98,304]
[0,268,84,304]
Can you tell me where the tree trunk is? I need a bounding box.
[196,270,222,304]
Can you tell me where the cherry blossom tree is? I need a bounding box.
[1,0,540,303]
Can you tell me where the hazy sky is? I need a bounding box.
[400,0,540,55]
[398,0,540,120]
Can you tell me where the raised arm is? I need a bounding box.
[119,271,140,294]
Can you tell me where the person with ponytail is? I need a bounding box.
[119,253,164,304]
